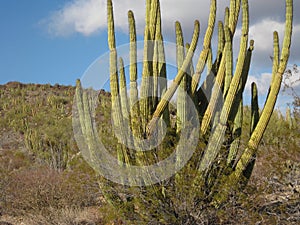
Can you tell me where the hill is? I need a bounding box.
[0,82,299,224]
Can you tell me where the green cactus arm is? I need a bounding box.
[224,7,230,28]
[250,82,259,135]
[286,107,293,129]
[200,38,254,173]
[107,0,124,132]
[123,47,151,187]
[198,47,216,107]
[108,0,133,169]
[175,21,187,133]
[176,22,185,72]
[228,0,236,31]
[240,82,259,180]
[82,90,96,151]
[271,31,280,85]
[149,0,159,40]
[197,0,249,175]
[75,80,98,166]
[107,0,115,51]
[152,36,159,115]
[229,0,241,34]
[177,42,194,128]
[75,81,99,167]
[227,97,243,166]
[195,4,228,102]
[119,58,134,163]
[119,57,130,121]
[200,25,231,135]
[191,0,216,94]
[207,47,213,76]
[140,28,152,133]
[108,0,118,97]
[145,0,152,30]
[75,80,87,137]
[152,1,163,112]
[218,0,249,124]
[223,25,233,98]
[156,20,170,127]
[234,0,292,176]
[226,38,254,165]
[186,43,194,94]
[234,0,241,25]
[85,93,102,167]
[213,0,293,207]
[129,10,138,83]
[229,0,242,34]
[131,2,162,186]
[128,11,143,140]
[140,0,158,132]
[147,20,200,135]
[202,0,217,54]
[228,39,254,122]
[175,25,187,182]
[82,90,96,147]
[216,21,225,68]
[76,83,108,172]
[201,14,229,98]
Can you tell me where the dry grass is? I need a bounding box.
[1,206,103,225]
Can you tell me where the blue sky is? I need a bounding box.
[0,0,299,109]
[0,0,110,85]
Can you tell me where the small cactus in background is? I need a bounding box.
[74,0,293,222]
[286,107,294,129]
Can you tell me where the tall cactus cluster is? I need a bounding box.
[74,0,293,223]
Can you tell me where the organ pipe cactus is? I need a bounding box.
[74,0,293,222]
[176,21,187,133]
[286,107,293,129]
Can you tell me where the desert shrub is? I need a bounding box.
[47,94,69,110]
[1,166,99,216]
[0,149,32,215]
[24,118,77,171]
[0,149,32,172]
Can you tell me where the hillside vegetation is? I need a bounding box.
[0,82,299,224]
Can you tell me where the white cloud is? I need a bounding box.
[249,20,285,52]
[244,66,300,110]
[43,0,299,86]
[43,0,229,37]
[45,0,106,36]
[44,0,145,36]
[245,20,300,70]
[245,73,273,96]
[43,0,299,62]
[245,67,300,95]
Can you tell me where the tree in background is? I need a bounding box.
[283,64,300,116]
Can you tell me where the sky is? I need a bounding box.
[0,0,299,110]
